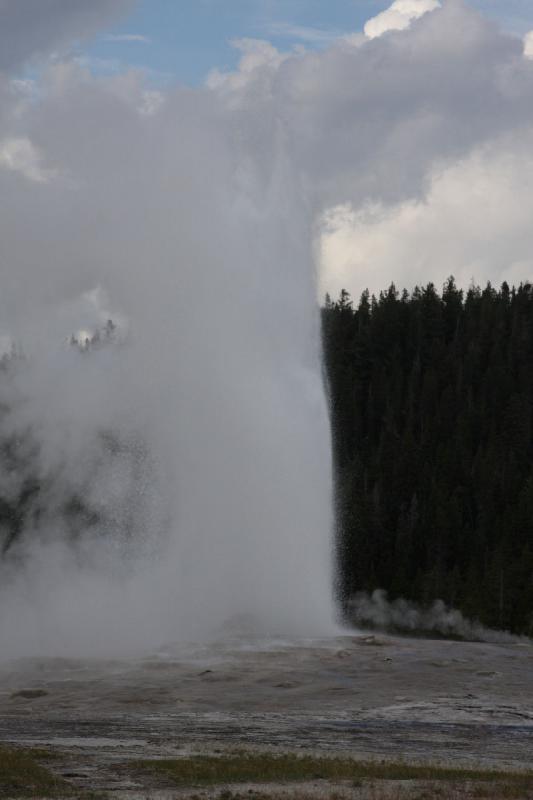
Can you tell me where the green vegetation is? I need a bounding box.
[135,751,533,788]
[0,745,69,798]
[322,279,533,635]
[2,746,532,799]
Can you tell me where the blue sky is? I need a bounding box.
[85,0,533,86]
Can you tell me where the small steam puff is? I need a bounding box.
[349,590,525,644]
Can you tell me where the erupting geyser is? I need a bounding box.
[0,73,336,657]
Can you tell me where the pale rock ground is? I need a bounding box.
[0,632,532,796]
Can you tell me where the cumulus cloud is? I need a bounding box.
[524,30,533,58]
[319,133,533,300]
[364,0,441,39]
[206,38,288,94]
[0,0,133,72]
[0,136,56,182]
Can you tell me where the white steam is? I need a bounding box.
[350,590,524,644]
[0,59,336,658]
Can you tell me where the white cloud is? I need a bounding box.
[524,30,533,58]
[138,89,164,116]
[206,38,288,93]
[319,133,533,300]
[263,22,344,46]
[364,0,441,39]
[104,33,151,44]
[73,54,122,76]
[99,71,166,115]
[0,137,56,183]
[10,78,36,97]
[0,0,133,72]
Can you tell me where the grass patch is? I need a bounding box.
[135,752,533,789]
[0,745,70,798]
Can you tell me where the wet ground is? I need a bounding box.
[0,633,532,796]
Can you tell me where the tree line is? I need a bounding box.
[322,278,533,635]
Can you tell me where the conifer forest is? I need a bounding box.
[322,279,533,635]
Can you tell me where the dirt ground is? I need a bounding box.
[0,632,532,797]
